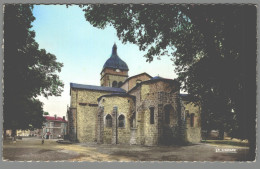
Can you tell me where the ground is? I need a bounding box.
[3,137,250,162]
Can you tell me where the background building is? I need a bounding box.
[38,115,67,139]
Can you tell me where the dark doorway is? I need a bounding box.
[161,104,175,145]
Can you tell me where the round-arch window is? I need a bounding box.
[118,81,123,87]
[118,115,125,127]
[112,81,117,87]
[105,114,112,127]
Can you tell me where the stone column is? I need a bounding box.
[112,106,118,144]
[97,106,104,144]
[157,104,163,144]
[69,107,77,142]
[133,115,136,128]
[173,92,186,143]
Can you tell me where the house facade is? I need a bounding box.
[39,115,67,139]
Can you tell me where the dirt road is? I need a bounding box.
[3,137,250,162]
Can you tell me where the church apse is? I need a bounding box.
[68,44,201,145]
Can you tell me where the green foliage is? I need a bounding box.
[83,4,256,158]
[43,112,49,115]
[4,4,64,130]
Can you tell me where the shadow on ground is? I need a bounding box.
[3,137,250,161]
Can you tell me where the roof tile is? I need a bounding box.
[70,83,126,93]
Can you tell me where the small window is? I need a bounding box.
[118,81,123,87]
[118,115,125,127]
[50,122,54,127]
[112,81,118,87]
[185,110,190,117]
[105,114,112,127]
[150,107,154,124]
[190,113,195,127]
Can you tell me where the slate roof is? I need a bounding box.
[180,93,189,97]
[97,93,135,102]
[151,76,163,80]
[121,72,152,85]
[102,44,129,71]
[44,116,67,122]
[70,83,126,93]
[151,76,173,81]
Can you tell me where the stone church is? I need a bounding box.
[67,44,201,145]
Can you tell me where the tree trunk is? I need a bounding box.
[11,129,16,141]
[248,136,256,161]
[3,129,7,140]
[204,129,211,140]
[218,128,224,140]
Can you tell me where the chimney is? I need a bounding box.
[63,116,65,121]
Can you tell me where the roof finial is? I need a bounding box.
[112,43,117,55]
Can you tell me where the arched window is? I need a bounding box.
[185,110,190,117]
[190,113,195,127]
[118,115,125,127]
[150,107,154,124]
[118,81,123,87]
[105,114,112,127]
[112,81,118,87]
[164,105,173,124]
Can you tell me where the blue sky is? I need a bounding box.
[32,5,177,118]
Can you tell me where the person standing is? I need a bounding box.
[41,135,44,144]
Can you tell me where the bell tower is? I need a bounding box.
[100,44,129,87]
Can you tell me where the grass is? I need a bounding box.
[202,137,249,147]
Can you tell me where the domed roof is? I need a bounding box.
[151,75,163,80]
[103,44,129,71]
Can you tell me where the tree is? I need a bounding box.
[43,112,50,116]
[83,4,256,160]
[4,5,64,133]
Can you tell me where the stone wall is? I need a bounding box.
[129,80,181,146]
[183,101,201,143]
[120,80,129,91]
[67,107,77,141]
[129,86,144,144]
[100,68,128,87]
[98,96,135,144]
[121,73,151,92]
[69,78,201,145]
[105,74,128,87]
[143,108,158,145]
[69,89,113,142]
[101,67,128,77]
[103,127,112,144]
